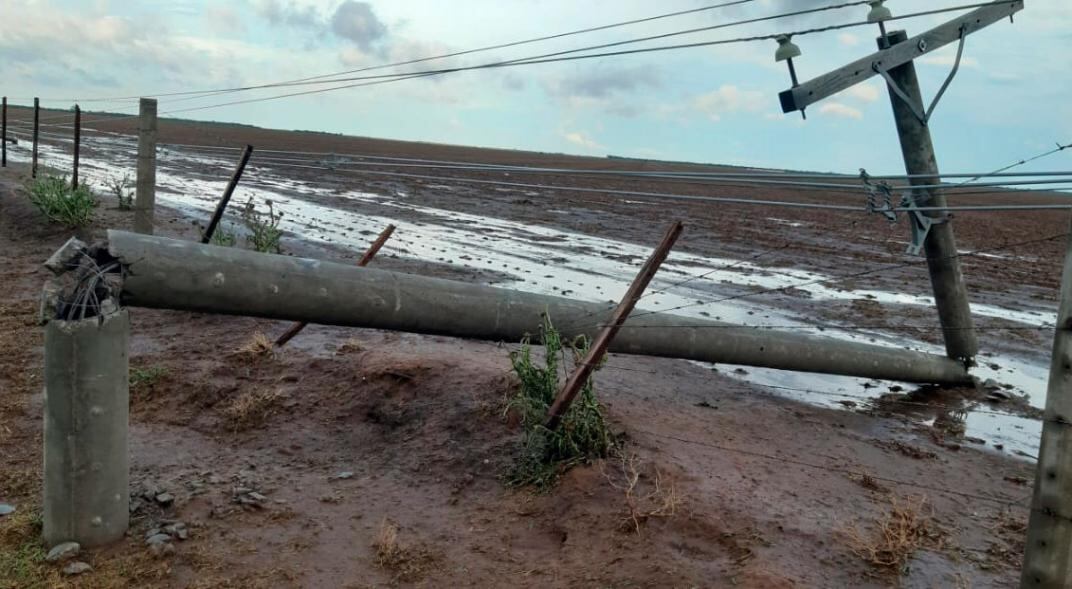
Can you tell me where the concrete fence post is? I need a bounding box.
[1021,216,1072,588]
[42,308,130,547]
[134,98,157,234]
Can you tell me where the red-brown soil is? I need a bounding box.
[0,111,1059,587]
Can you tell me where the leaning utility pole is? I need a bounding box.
[777,0,1024,364]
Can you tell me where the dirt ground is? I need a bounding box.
[0,112,1060,588]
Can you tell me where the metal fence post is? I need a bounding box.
[72,105,81,189]
[32,97,39,178]
[202,145,254,243]
[1,96,6,168]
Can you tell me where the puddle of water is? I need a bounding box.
[8,136,1055,459]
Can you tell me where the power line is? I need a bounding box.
[258,160,1072,212]
[617,232,1069,325]
[156,2,999,117]
[248,154,1072,192]
[956,141,1072,187]
[44,0,763,104]
[150,142,1072,183]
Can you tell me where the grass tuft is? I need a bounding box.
[371,518,437,583]
[504,314,614,490]
[130,365,169,390]
[0,508,51,589]
[845,495,946,571]
[224,389,284,431]
[233,332,275,359]
[27,175,96,227]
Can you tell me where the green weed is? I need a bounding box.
[105,173,135,210]
[241,198,284,253]
[505,314,614,490]
[210,222,238,247]
[130,365,168,390]
[27,175,96,227]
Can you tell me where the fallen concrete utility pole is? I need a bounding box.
[274,223,396,347]
[87,230,970,385]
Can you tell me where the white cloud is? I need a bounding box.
[330,1,388,53]
[819,102,863,120]
[562,131,603,151]
[545,65,660,117]
[846,83,881,103]
[691,85,764,122]
[838,33,860,47]
[919,55,980,69]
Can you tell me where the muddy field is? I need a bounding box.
[1,108,1067,587]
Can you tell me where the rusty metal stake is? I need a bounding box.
[72,104,80,189]
[202,144,254,243]
[31,97,39,178]
[545,220,683,429]
[2,96,7,168]
[274,224,397,347]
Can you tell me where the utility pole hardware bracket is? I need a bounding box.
[901,192,948,257]
[778,1,1022,114]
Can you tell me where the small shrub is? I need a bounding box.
[505,314,614,490]
[241,198,284,253]
[210,222,238,247]
[27,175,96,227]
[105,173,135,210]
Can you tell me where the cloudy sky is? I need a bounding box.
[2,0,1069,174]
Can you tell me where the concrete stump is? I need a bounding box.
[43,308,129,547]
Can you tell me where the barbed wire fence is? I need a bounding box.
[3,0,1072,580]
